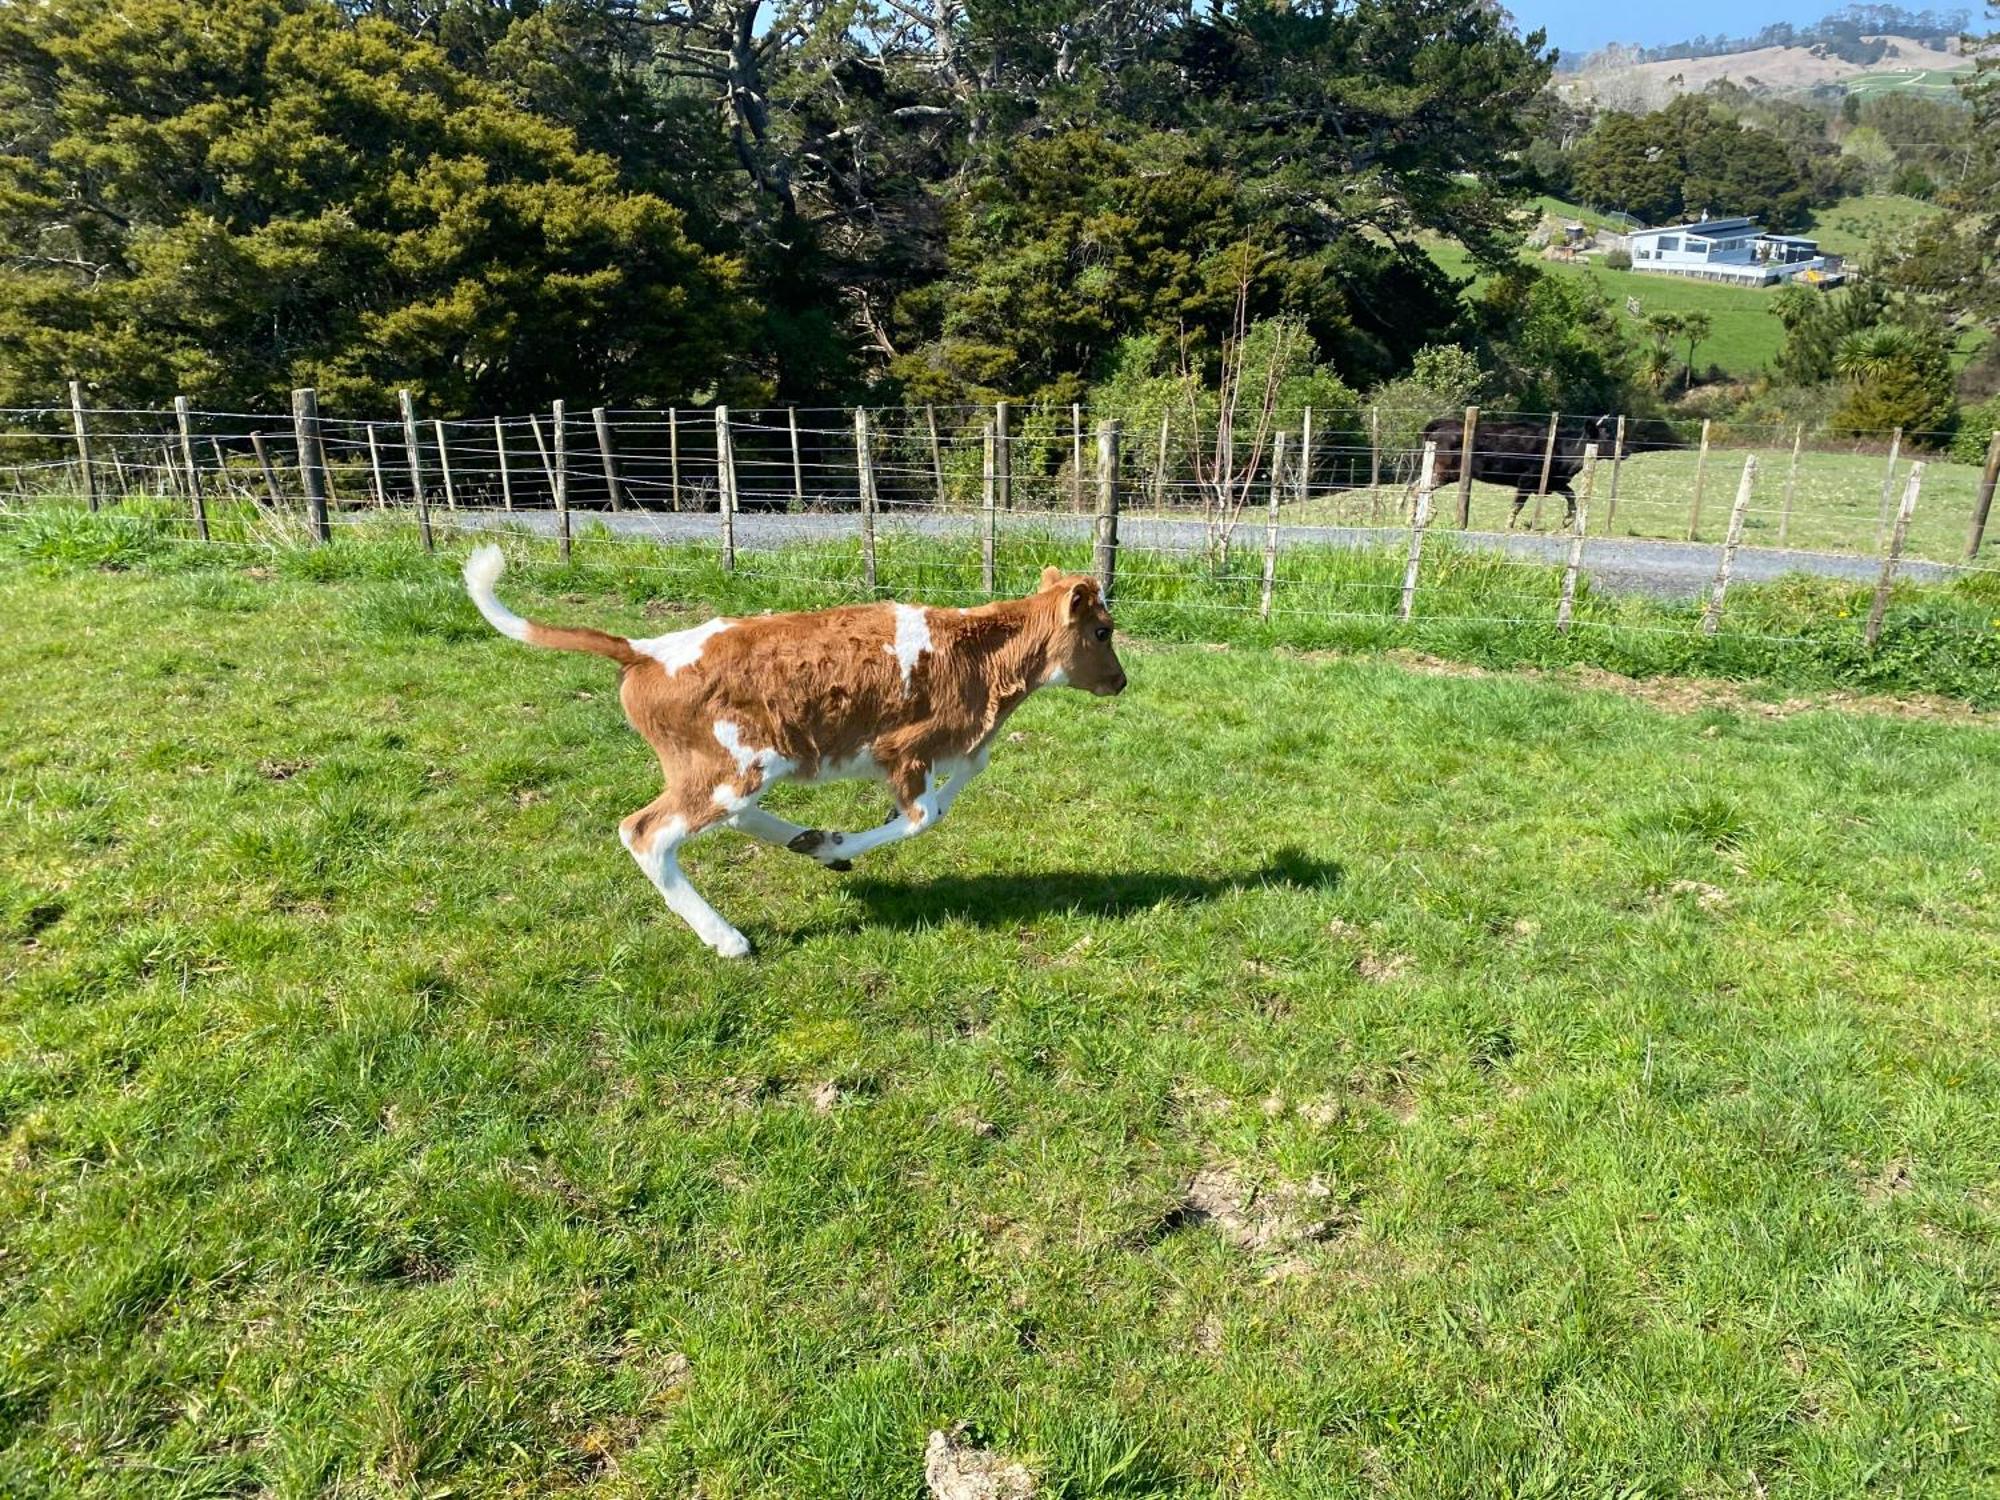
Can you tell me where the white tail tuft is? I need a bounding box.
[463,544,530,642]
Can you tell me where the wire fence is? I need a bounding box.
[4,390,1997,651]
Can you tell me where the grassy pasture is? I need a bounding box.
[1430,242,1787,379]
[3,527,2000,1497]
[1803,194,1945,260]
[1840,69,1971,99]
[1300,442,1992,564]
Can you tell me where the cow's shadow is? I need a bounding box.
[834,846,1343,930]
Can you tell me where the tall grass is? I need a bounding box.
[5,495,1999,705]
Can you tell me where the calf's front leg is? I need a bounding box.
[788,758,979,869]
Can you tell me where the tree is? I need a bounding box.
[1570,94,1821,228]
[1642,312,1683,391]
[1826,317,1957,437]
[0,0,751,413]
[1475,267,1638,413]
[887,0,1557,402]
[1680,311,1713,388]
[1572,112,1684,223]
[1833,326,1920,386]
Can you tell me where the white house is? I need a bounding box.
[1625,215,1833,285]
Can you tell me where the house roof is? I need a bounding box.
[1632,217,1759,237]
[1759,234,1818,245]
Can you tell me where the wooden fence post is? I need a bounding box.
[1152,410,1170,509]
[1260,431,1286,621]
[107,450,127,498]
[251,432,283,509]
[1556,444,1597,635]
[1070,402,1084,511]
[1686,418,1712,540]
[158,440,181,501]
[1298,406,1314,510]
[1529,410,1560,529]
[1777,422,1803,548]
[68,381,97,511]
[667,406,683,512]
[207,439,230,498]
[525,411,555,499]
[174,396,208,542]
[788,407,803,510]
[432,420,458,511]
[493,418,513,511]
[854,408,877,592]
[399,389,432,553]
[714,405,734,571]
[1606,414,1626,532]
[1368,405,1382,522]
[1867,462,1923,648]
[552,399,571,564]
[1401,441,1438,622]
[1700,455,1758,636]
[981,420,997,594]
[995,400,1012,512]
[292,387,331,544]
[925,404,946,508]
[1874,426,1903,550]
[366,425,388,508]
[1298,407,1312,512]
[1096,419,1121,604]
[1965,429,2000,560]
[1454,405,1478,528]
[592,406,624,512]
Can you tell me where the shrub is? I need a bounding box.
[1601,247,1633,271]
[1950,394,2000,464]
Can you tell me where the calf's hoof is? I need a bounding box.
[786,828,851,870]
[712,930,753,959]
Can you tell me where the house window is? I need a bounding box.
[1657,236,1680,252]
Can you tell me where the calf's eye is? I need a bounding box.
[1094,626,1111,642]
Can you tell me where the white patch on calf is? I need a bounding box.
[885,604,931,690]
[633,617,732,675]
[713,720,795,790]
[1045,665,1069,686]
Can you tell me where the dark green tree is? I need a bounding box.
[0,0,751,413]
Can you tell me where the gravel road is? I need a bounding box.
[440,506,1964,602]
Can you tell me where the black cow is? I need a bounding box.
[1417,414,1615,529]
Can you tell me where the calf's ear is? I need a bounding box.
[1063,580,1098,622]
[1040,565,1063,591]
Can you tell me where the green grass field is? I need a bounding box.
[1841,68,1971,100]
[1804,194,1944,260]
[1430,243,1785,379]
[1298,441,1991,565]
[3,529,2000,1496]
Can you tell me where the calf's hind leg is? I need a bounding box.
[620,783,750,959]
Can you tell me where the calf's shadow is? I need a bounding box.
[830,846,1342,931]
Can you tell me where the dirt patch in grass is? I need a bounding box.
[1182,1166,1346,1255]
[1377,651,1993,724]
[925,1427,1036,1500]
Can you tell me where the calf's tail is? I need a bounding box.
[462,544,641,666]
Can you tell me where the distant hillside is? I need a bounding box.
[1564,34,1971,109]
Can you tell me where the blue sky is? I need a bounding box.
[1506,1,1856,56]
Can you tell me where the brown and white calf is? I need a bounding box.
[463,546,1127,957]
